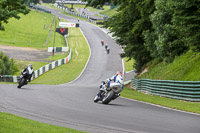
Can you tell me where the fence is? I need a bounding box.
[131,78,200,102]
[57,5,98,24]
[48,47,69,52]
[0,49,71,83]
[32,49,71,80]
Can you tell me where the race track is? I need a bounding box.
[0,6,200,133]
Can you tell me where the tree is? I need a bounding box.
[0,0,30,30]
[171,0,200,52]
[104,0,155,71]
[83,0,155,71]
[83,0,112,8]
[83,0,200,71]
[143,0,188,62]
[0,52,18,75]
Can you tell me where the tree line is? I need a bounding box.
[0,0,39,31]
[84,0,200,72]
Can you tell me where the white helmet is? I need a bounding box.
[28,64,33,69]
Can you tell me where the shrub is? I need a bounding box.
[0,52,18,75]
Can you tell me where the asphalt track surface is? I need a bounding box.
[0,6,200,133]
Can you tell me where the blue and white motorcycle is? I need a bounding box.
[94,81,122,104]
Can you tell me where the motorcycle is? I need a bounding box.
[94,81,123,104]
[101,40,104,46]
[17,72,29,88]
[17,68,33,88]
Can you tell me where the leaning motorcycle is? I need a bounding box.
[94,82,123,104]
[17,72,29,88]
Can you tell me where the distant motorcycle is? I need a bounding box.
[101,40,104,46]
[94,81,122,104]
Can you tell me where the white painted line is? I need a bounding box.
[120,96,200,116]
[65,27,91,85]
[126,69,136,74]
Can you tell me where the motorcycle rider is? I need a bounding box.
[98,71,124,99]
[101,40,104,46]
[20,64,34,84]
[106,71,124,90]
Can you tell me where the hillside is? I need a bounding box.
[138,50,200,81]
[0,10,65,49]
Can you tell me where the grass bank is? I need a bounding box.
[100,6,118,17]
[124,57,135,72]
[0,10,65,49]
[139,50,200,81]
[31,27,90,84]
[121,87,200,114]
[0,112,86,133]
[122,50,200,114]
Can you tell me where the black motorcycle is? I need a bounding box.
[17,72,30,88]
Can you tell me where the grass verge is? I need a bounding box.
[31,27,89,84]
[0,112,86,133]
[121,87,200,114]
[139,50,200,81]
[14,60,49,76]
[0,10,65,49]
[100,6,118,17]
[61,12,88,21]
[124,57,135,72]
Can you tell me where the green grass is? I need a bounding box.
[64,4,107,12]
[139,50,200,81]
[14,60,49,76]
[124,57,135,72]
[41,3,63,10]
[121,87,200,114]
[0,10,65,49]
[13,26,89,85]
[46,53,69,60]
[62,12,88,21]
[0,112,86,133]
[31,27,89,84]
[100,6,118,17]
[13,53,68,76]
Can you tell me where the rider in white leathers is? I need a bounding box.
[106,71,124,90]
[100,71,124,93]
[21,64,34,84]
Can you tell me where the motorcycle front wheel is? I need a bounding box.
[102,90,115,104]
[94,95,99,103]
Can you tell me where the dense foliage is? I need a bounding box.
[0,52,18,75]
[0,0,40,31]
[0,0,29,30]
[83,0,200,72]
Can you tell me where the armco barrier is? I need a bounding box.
[0,27,71,83]
[131,78,200,102]
[0,49,71,83]
[48,47,69,52]
[32,49,71,80]
[57,5,98,24]
[0,75,18,83]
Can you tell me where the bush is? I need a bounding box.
[0,52,18,75]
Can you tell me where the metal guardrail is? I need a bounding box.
[131,78,200,102]
[0,49,72,83]
[0,32,71,83]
